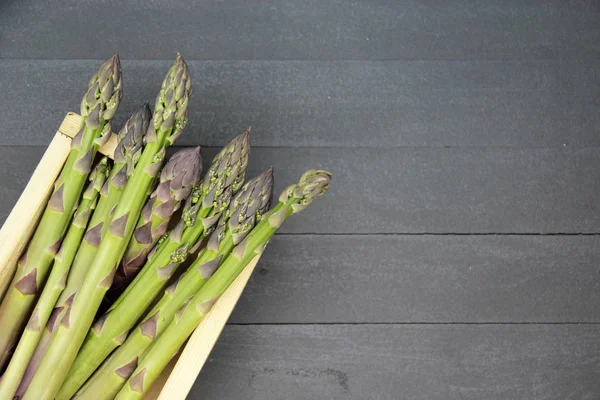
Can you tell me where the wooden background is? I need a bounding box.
[1,1,599,399]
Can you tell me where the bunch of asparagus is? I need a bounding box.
[0,53,331,400]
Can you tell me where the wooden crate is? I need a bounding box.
[0,113,260,400]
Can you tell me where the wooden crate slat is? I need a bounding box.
[0,131,72,298]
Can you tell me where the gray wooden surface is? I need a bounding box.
[1,1,599,399]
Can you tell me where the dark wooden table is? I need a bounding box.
[1,1,599,399]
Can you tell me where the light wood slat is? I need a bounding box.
[145,255,261,400]
[58,112,117,157]
[0,113,103,315]
[0,132,71,299]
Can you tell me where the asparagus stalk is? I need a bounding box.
[113,129,250,309]
[57,133,249,399]
[0,54,122,370]
[68,168,273,400]
[107,146,203,300]
[57,104,151,318]
[101,130,249,317]
[0,158,110,400]
[115,169,332,399]
[61,103,151,305]
[22,54,191,400]
[14,105,150,397]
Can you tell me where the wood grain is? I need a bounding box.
[229,235,600,324]
[58,112,117,157]
[0,131,71,299]
[3,146,600,234]
[1,2,599,397]
[1,0,598,61]
[0,112,108,309]
[189,324,600,400]
[2,60,600,148]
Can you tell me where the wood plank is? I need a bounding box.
[0,114,115,299]
[229,235,600,323]
[1,0,599,61]
[189,324,600,400]
[1,60,600,147]
[58,112,117,158]
[1,146,599,234]
[0,132,71,299]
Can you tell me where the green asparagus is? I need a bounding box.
[69,168,273,400]
[57,132,249,399]
[114,129,250,306]
[0,54,122,371]
[108,146,203,300]
[0,158,110,400]
[14,104,150,397]
[22,54,191,400]
[111,129,250,312]
[115,169,332,399]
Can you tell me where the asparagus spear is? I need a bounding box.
[55,104,151,321]
[0,54,122,370]
[57,132,249,399]
[108,146,203,300]
[101,130,249,316]
[14,104,150,397]
[115,169,332,400]
[22,54,191,400]
[67,168,273,400]
[0,158,110,400]
[110,129,250,312]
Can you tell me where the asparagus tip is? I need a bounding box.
[241,128,251,140]
[299,169,332,200]
[258,166,274,189]
[108,52,122,81]
[280,169,331,212]
[113,104,152,170]
[160,146,203,201]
